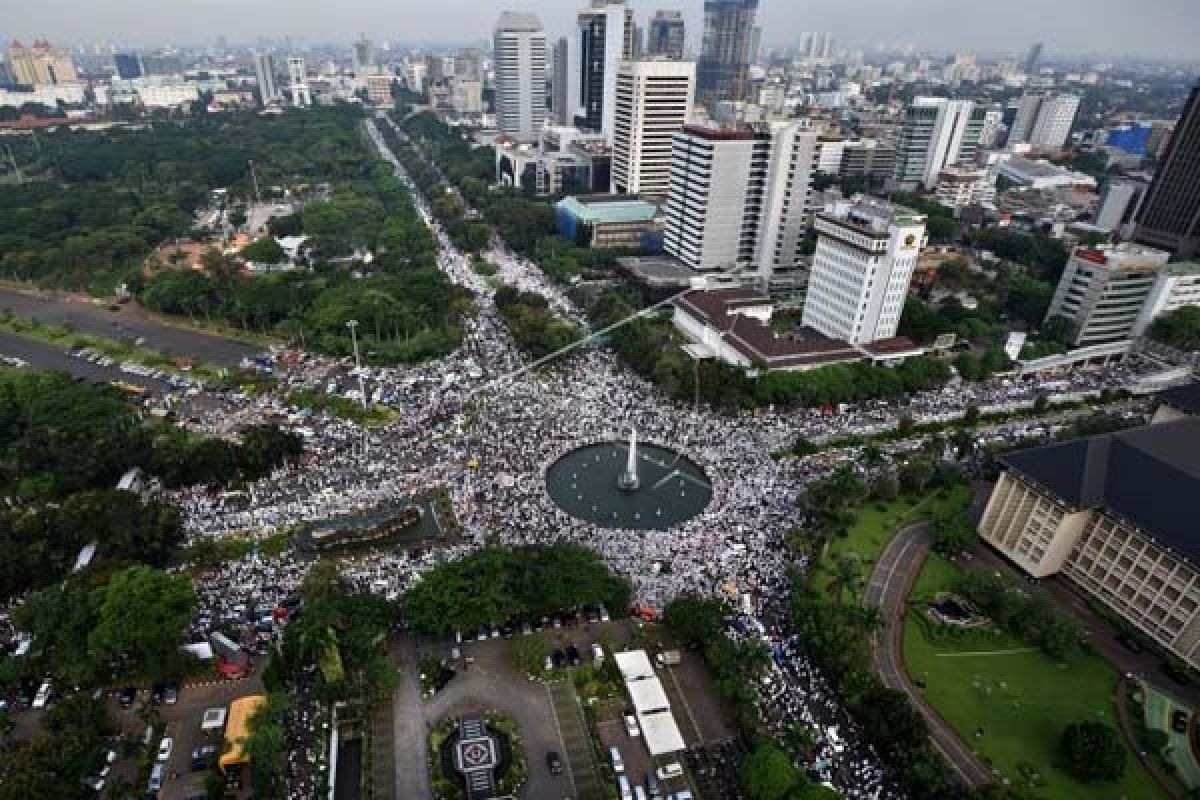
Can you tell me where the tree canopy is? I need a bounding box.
[1059,721,1126,782]
[1148,305,1200,351]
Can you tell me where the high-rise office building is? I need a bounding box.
[7,39,77,85]
[288,56,311,108]
[802,199,928,345]
[894,97,986,189]
[254,52,279,105]
[494,12,548,143]
[353,35,375,78]
[799,32,834,60]
[570,0,635,137]
[551,38,571,126]
[1135,87,1200,259]
[1094,179,1149,234]
[611,59,695,197]
[1045,243,1171,347]
[664,124,772,273]
[663,121,819,280]
[1007,91,1080,150]
[1024,42,1043,75]
[695,0,759,108]
[1133,263,1200,338]
[646,11,686,60]
[114,53,142,80]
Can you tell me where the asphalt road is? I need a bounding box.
[0,287,258,367]
[0,330,174,391]
[865,523,996,789]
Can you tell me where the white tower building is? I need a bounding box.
[611,59,695,197]
[1008,91,1081,150]
[802,199,928,345]
[894,97,985,189]
[254,52,278,105]
[287,56,311,108]
[493,12,548,143]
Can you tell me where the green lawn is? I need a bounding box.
[904,553,1167,800]
[816,485,971,599]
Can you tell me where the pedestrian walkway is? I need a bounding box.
[371,692,396,800]
[547,679,605,800]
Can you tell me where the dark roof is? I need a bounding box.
[1157,383,1200,415]
[1000,418,1200,565]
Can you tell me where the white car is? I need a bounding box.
[156,737,173,763]
[624,711,641,737]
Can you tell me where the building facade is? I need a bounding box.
[755,121,820,281]
[646,11,686,60]
[1095,179,1149,234]
[1132,262,1200,338]
[1045,243,1171,347]
[663,124,771,272]
[551,38,570,126]
[935,165,996,212]
[611,59,695,197]
[1135,87,1200,259]
[894,97,985,190]
[114,53,142,80]
[801,199,928,345]
[7,39,77,86]
[287,56,311,107]
[254,52,278,105]
[695,0,759,108]
[980,419,1200,670]
[571,0,636,138]
[494,12,548,143]
[1007,91,1081,151]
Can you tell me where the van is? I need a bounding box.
[148,763,166,793]
[656,762,683,781]
[617,774,633,800]
[609,746,625,774]
[32,680,52,709]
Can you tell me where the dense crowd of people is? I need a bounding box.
[159,119,1174,798]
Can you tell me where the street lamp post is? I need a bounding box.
[346,319,369,411]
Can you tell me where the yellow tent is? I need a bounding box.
[219,694,267,773]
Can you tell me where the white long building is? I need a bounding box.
[801,198,927,345]
[494,12,548,143]
[611,59,695,197]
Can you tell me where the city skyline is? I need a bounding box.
[6,0,1200,59]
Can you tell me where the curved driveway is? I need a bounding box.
[865,522,995,789]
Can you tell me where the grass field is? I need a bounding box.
[815,485,971,599]
[904,553,1167,800]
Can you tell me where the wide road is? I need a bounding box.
[0,330,173,391]
[0,286,259,366]
[865,522,995,789]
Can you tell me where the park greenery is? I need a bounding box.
[739,739,841,800]
[0,368,302,599]
[402,544,632,636]
[241,693,295,800]
[267,562,398,705]
[493,286,583,359]
[1148,305,1200,352]
[0,106,375,292]
[1059,721,1127,783]
[954,569,1083,659]
[0,696,115,800]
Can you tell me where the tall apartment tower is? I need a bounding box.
[551,38,571,126]
[1135,87,1200,259]
[893,97,985,190]
[647,11,686,60]
[1045,243,1171,347]
[1024,42,1043,75]
[611,59,695,197]
[114,53,142,80]
[695,0,760,108]
[1007,91,1080,150]
[287,56,311,107]
[494,12,548,143]
[664,125,773,273]
[802,199,928,345]
[254,52,278,105]
[570,0,636,138]
[353,35,375,79]
[663,122,819,279]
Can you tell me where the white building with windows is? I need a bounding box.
[893,97,986,189]
[1133,262,1200,338]
[287,56,311,107]
[1046,243,1171,347]
[611,59,695,197]
[1007,91,1081,151]
[935,165,996,211]
[801,199,927,345]
[755,121,820,281]
[493,12,547,143]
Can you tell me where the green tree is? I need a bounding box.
[1059,721,1126,782]
[664,595,727,647]
[240,236,287,264]
[740,740,804,800]
[1149,306,1200,351]
[89,566,196,681]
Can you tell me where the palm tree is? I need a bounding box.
[826,552,864,606]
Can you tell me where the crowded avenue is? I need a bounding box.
[157,117,1169,799]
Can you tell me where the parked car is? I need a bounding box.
[546,751,563,775]
[118,687,137,707]
[156,737,173,763]
[656,762,683,780]
[624,711,641,738]
[610,746,625,774]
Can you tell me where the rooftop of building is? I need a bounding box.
[1000,417,1200,566]
[676,289,865,369]
[818,196,925,233]
[556,195,659,224]
[495,11,545,31]
[679,123,769,142]
[1071,242,1171,270]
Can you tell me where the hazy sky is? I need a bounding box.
[7,0,1200,58]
